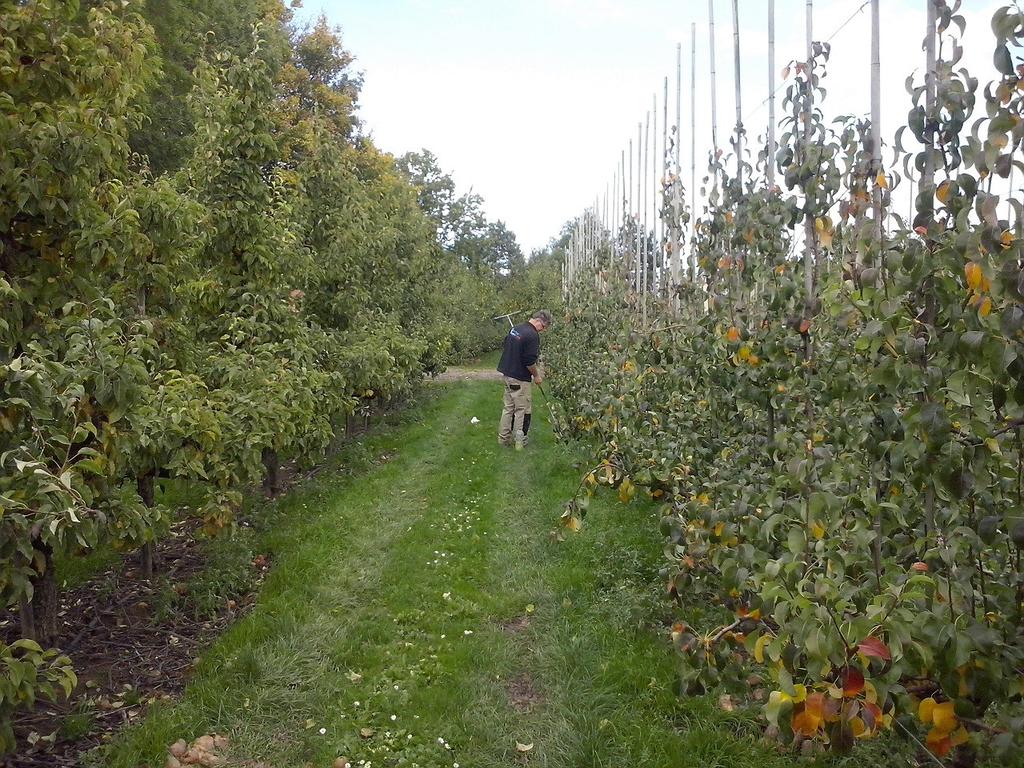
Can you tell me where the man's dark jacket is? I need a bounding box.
[497,322,539,382]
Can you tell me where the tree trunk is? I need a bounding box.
[262,447,281,498]
[22,541,58,645]
[137,472,157,579]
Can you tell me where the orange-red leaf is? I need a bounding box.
[927,727,954,757]
[863,701,882,731]
[792,697,824,737]
[858,636,891,662]
[841,667,865,698]
[805,692,826,718]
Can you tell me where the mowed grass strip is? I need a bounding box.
[96,381,789,768]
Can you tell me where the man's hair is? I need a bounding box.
[532,309,553,328]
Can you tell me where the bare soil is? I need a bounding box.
[500,614,531,634]
[504,672,543,714]
[0,521,267,768]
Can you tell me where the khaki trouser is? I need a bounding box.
[498,376,532,445]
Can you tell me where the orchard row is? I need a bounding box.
[549,2,1024,764]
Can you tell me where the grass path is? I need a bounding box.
[98,380,789,768]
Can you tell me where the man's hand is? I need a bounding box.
[533,374,543,386]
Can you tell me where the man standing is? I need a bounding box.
[497,310,552,449]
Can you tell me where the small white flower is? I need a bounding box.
[390,714,397,721]
[463,630,473,635]
[318,727,326,735]
[437,737,445,745]
[354,701,361,707]
[440,634,446,638]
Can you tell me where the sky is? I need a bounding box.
[294,0,1010,253]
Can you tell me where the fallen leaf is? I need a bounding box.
[516,742,534,752]
[718,694,736,712]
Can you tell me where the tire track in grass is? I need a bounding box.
[468,390,792,768]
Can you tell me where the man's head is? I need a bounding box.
[529,309,553,332]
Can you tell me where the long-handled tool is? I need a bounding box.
[492,310,525,328]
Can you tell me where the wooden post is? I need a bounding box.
[635,128,642,292]
[803,0,816,310]
[598,182,606,268]
[870,0,882,258]
[587,206,592,268]
[629,137,635,287]
[922,0,937,223]
[662,76,669,293]
[651,95,657,294]
[709,0,719,159]
[768,0,777,187]
[652,92,659,294]
[731,0,743,188]
[643,110,650,306]
[611,169,617,260]
[620,149,627,263]
[691,22,697,283]
[673,42,682,300]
